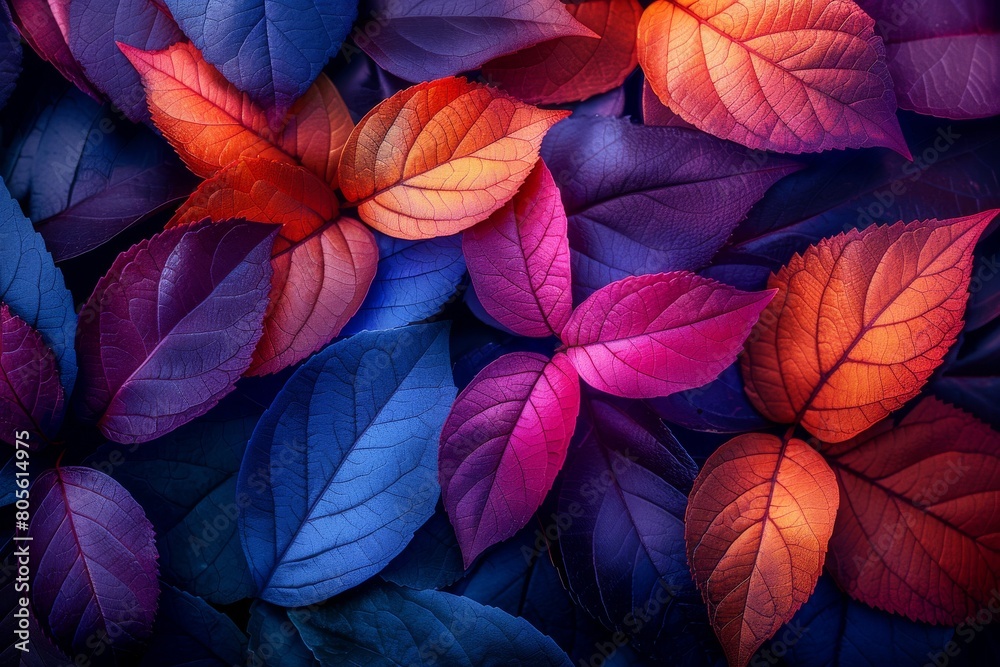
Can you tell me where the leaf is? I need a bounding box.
[29,466,159,664]
[636,0,909,155]
[357,0,595,83]
[540,116,799,300]
[327,50,408,123]
[561,271,774,398]
[120,41,354,187]
[1,305,63,445]
[823,397,1000,625]
[439,351,580,566]
[237,324,456,606]
[555,392,718,665]
[9,0,101,101]
[168,157,378,375]
[163,0,356,128]
[65,0,185,122]
[248,602,319,667]
[708,114,1000,291]
[338,76,569,239]
[288,582,573,667]
[140,584,247,667]
[741,211,998,442]
[0,177,76,395]
[380,505,464,590]
[86,392,260,604]
[481,0,641,105]
[858,0,1000,119]
[1,545,71,666]
[0,1,21,109]
[776,575,953,667]
[75,220,276,443]
[342,231,465,335]
[648,361,769,434]
[1,84,196,261]
[685,433,839,667]
[463,159,573,338]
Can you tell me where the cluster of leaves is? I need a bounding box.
[0,0,998,666]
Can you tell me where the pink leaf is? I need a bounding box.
[560,272,773,398]
[463,160,573,338]
[440,351,580,566]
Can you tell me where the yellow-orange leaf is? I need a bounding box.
[742,211,998,442]
[119,41,353,188]
[338,77,568,240]
[686,433,839,667]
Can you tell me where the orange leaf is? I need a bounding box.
[167,158,378,375]
[824,397,1000,625]
[636,0,909,155]
[338,77,568,240]
[741,211,998,442]
[119,41,353,188]
[686,433,839,667]
[481,0,642,105]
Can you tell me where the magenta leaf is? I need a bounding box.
[29,466,159,664]
[463,160,573,339]
[560,272,774,398]
[75,220,276,443]
[1,304,64,446]
[440,351,580,566]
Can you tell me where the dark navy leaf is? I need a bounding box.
[647,362,770,434]
[86,392,261,604]
[0,1,21,109]
[288,581,573,666]
[557,390,721,665]
[381,504,464,590]
[1,83,196,261]
[248,601,319,667]
[775,576,953,667]
[541,115,798,301]
[327,50,407,123]
[163,0,356,128]
[140,584,247,667]
[341,232,465,335]
[0,177,76,395]
[238,323,456,606]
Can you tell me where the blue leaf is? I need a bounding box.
[288,582,573,666]
[248,601,319,667]
[140,584,248,667]
[775,576,953,667]
[0,2,21,109]
[85,392,261,604]
[238,323,457,606]
[0,177,76,395]
[1,83,196,261]
[163,0,356,127]
[557,390,722,666]
[380,504,464,590]
[342,232,465,335]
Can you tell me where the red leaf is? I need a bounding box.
[825,397,1000,624]
[439,351,580,566]
[560,272,773,398]
[686,433,839,667]
[463,160,573,338]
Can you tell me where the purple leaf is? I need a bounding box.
[29,466,159,664]
[1,304,64,445]
[63,0,184,123]
[859,0,1000,119]
[357,0,595,83]
[541,116,799,301]
[75,220,276,443]
[560,272,774,399]
[463,160,573,338]
[2,84,196,261]
[9,0,102,101]
[440,351,580,566]
[162,0,356,129]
